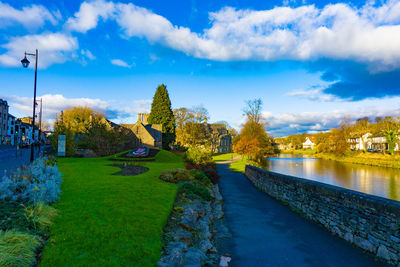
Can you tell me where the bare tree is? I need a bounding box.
[243,99,265,125]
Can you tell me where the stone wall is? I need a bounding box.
[245,165,400,265]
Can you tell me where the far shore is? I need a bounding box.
[279,150,400,169]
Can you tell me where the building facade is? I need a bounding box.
[207,123,232,153]
[302,137,315,149]
[6,114,15,145]
[121,113,163,149]
[0,99,9,142]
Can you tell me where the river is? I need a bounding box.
[266,154,400,201]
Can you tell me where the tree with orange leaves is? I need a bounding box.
[233,99,274,162]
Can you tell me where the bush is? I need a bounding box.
[185,162,220,184]
[183,147,213,166]
[159,169,194,184]
[203,169,220,184]
[0,157,62,204]
[189,169,211,187]
[0,201,27,232]
[24,203,58,233]
[0,230,42,267]
[177,182,212,201]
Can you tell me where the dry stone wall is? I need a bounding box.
[245,165,400,265]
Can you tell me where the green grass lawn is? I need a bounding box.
[40,150,184,267]
[212,153,238,162]
[212,153,247,173]
[229,157,247,173]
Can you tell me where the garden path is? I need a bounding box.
[216,162,384,267]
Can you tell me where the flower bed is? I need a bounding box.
[0,157,62,267]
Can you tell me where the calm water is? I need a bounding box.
[266,154,400,201]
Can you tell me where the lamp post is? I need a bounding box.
[21,49,38,163]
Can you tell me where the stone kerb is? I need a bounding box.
[245,165,400,265]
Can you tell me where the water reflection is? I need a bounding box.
[266,155,400,201]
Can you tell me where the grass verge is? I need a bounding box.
[39,150,184,267]
[212,153,248,173]
[281,149,400,169]
[315,152,400,169]
[229,157,248,173]
[212,153,238,162]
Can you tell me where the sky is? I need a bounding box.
[0,0,400,136]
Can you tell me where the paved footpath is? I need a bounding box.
[0,146,41,176]
[217,163,386,267]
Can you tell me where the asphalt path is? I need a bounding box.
[217,163,385,267]
[0,146,41,176]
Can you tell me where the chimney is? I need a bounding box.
[138,113,149,125]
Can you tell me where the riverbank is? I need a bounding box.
[283,150,400,169]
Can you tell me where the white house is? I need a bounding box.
[302,137,315,149]
[348,133,372,150]
[349,133,399,152]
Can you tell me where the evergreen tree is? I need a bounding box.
[148,84,176,149]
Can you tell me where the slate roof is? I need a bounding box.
[144,125,162,141]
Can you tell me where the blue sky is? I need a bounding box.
[1,0,400,136]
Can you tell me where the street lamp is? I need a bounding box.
[21,49,38,163]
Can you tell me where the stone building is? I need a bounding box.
[6,114,15,145]
[101,118,139,150]
[121,113,163,149]
[0,99,9,142]
[206,123,232,153]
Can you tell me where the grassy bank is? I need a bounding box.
[282,149,400,169]
[212,153,238,162]
[212,153,248,173]
[229,157,248,173]
[316,152,400,169]
[40,150,184,266]
[280,149,317,155]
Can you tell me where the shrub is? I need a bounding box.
[0,230,42,267]
[183,147,213,166]
[159,169,194,184]
[189,169,211,187]
[24,203,58,233]
[203,169,220,184]
[0,201,27,231]
[0,157,62,204]
[177,182,212,201]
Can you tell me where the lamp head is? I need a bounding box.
[21,55,30,68]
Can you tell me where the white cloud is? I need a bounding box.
[0,1,59,28]
[149,53,160,63]
[2,94,151,124]
[132,99,151,113]
[110,59,131,68]
[0,33,78,68]
[112,99,151,121]
[264,104,400,137]
[286,87,342,102]
[81,49,96,60]
[67,0,400,71]
[3,1,400,70]
[3,94,110,120]
[65,0,115,33]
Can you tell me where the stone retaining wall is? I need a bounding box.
[245,165,400,265]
